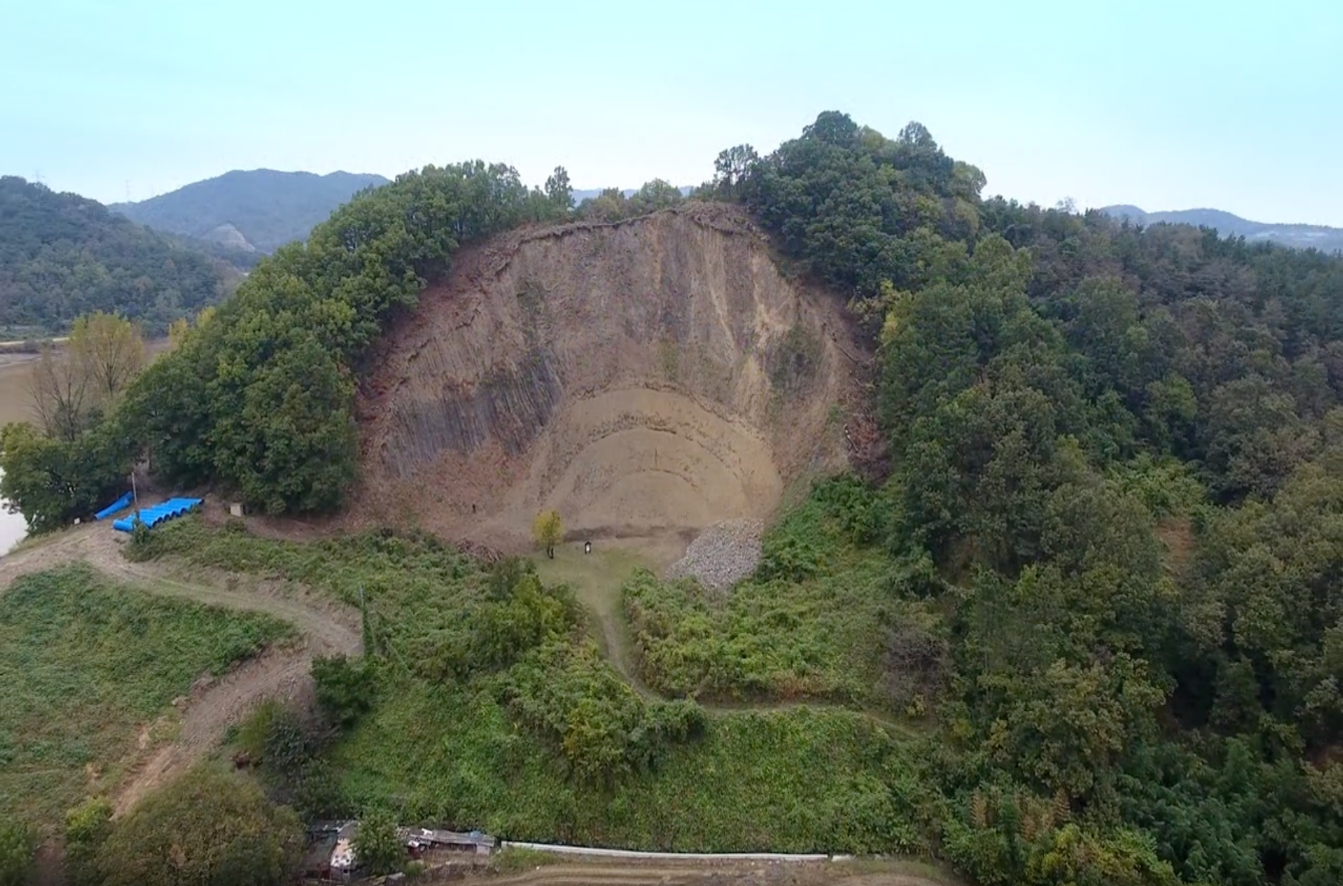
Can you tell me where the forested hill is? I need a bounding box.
[1102,204,1343,252]
[111,169,390,253]
[8,115,1343,885]
[0,176,231,336]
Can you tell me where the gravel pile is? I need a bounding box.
[665,519,764,592]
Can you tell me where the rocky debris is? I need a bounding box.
[665,519,763,592]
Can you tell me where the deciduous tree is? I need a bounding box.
[533,509,562,559]
[352,807,402,876]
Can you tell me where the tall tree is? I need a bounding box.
[544,166,573,213]
[70,312,146,402]
[27,312,143,441]
[28,342,93,442]
[712,144,758,197]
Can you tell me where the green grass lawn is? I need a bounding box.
[0,565,293,830]
[136,519,480,614]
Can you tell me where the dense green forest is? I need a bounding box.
[5,113,1342,885]
[111,169,390,254]
[724,112,1343,885]
[0,177,233,336]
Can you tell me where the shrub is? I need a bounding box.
[64,797,113,886]
[235,699,285,766]
[532,509,563,558]
[756,533,824,582]
[95,765,303,886]
[312,655,377,728]
[0,818,36,886]
[126,519,153,558]
[353,806,403,876]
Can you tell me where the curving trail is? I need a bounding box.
[0,523,361,814]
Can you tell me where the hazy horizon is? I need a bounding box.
[4,0,1341,226]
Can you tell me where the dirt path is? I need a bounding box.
[0,523,362,814]
[528,540,922,739]
[466,859,957,886]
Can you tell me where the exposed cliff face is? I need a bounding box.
[352,204,862,548]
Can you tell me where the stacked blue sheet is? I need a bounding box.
[112,497,203,533]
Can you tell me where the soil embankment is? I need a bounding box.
[352,204,863,550]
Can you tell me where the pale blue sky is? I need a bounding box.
[3,0,1341,224]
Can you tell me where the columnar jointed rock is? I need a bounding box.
[665,519,764,592]
[350,204,863,547]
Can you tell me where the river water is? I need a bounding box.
[0,470,27,555]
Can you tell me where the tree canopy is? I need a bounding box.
[730,111,1343,886]
[94,766,303,886]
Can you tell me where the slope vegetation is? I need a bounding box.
[0,521,359,827]
[353,203,859,547]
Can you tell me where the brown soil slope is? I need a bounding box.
[353,204,861,549]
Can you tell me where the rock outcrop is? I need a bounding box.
[352,204,862,549]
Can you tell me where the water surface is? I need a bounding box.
[0,469,27,555]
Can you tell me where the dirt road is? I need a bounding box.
[0,523,362,813]
[456,858,958,886]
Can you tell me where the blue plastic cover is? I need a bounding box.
[112,497,203,533]
[94,491,134,521]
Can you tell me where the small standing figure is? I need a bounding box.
[584,541,592,555]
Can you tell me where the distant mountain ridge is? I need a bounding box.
[1101,205,1343,253]
[571,185,693,205]
[112,169,389,254]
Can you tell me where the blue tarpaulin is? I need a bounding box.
[112,497,203,533]
[93,491,134,521]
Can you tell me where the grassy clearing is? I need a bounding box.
[0,565,293,829]
[136,515,936,854]
[623,484,896,705]
[530,537,681,684]
[336,682,930,854]
[136,520,478,614]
